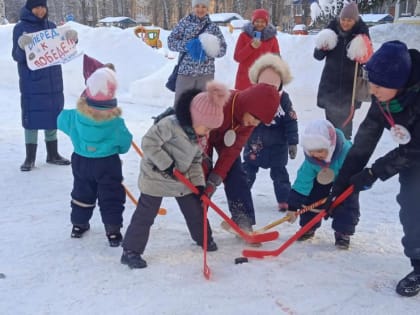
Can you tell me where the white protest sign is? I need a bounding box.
[25,26,78,70]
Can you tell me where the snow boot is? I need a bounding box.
[105,224,123,247]
[298,228,316,241]
[71,224,90,238]
[20,144,37,171]
[46,140,70,165]
[334,232,350,250]
[396,271,420,297]
[197,240,218,252]
[121,250,147,269]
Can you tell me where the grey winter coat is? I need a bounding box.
[138,115,205,197]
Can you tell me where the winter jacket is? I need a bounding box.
[333,49,420,191]
[139,115,205,197]
[292,128,351,197]
[12,7,64,130]
[168,14,226,77]
[314,18,369,111]
[243,91,298,168]
[57,101,132,158]
[206,84,280,181]
[234,22,280,90]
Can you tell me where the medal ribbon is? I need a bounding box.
[376,101,395,128]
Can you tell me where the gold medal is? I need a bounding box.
[390,124,411,145]
[317,168,335,185]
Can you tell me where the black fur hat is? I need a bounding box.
[175,88,202,127]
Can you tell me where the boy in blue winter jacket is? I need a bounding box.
[286,119,359,249]
[242,53,298,212]
[58,67,133,247]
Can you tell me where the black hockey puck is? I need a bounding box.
[234,257,248,264]
[0,273,5,279]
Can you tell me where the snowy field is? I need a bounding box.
[0,21,419,314]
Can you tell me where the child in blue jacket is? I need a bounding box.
[58,67,132,247]
[242,53,298,212]
[286,119,359,249]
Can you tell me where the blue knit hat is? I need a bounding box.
[26,0,47,10]
[365,40,412,89]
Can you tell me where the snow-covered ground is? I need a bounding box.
[0,21,419,314]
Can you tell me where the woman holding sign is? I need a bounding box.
[12,0,78,171]
[233,8,280,91]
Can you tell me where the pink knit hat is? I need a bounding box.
[85,67,118,109]
[252,9,269,23]
[190,81,229,129]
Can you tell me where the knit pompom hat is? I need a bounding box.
[340,2,359,21]
[190,81,229,129]
[192,0,209,7]
[252,8,269,23]
[85,68,118,109]
[26,0,47,10]
[365,40,412,89]
[301,119,337,162]
[249,53,292,89]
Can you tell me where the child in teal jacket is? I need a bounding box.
[287,119,359,249]
[58,67,132,247]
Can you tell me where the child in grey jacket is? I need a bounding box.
[121,81,229,269]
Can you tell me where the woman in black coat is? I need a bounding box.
[12,0,76,171]
[327,41,420,297]
[314,2,369,140]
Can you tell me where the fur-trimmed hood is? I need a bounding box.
[248,53,292,86]
[77,98,122,122]
[242,22,277,41]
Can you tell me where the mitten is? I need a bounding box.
[315,29,337,51]
[286,210,297,224]
[347,34,373,64]
[186,38,207,62]
[350,168,377,192]
[195,185,205,196]
[204,172,222,198]
[163,162,175,178]
[65,29,78,42]
[18,33,32,49]
[289,144,297,159]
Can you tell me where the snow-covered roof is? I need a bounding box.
[360,14,393,23]
[230,19,250,29]
[98,16,136,23]
[209,12,244,23]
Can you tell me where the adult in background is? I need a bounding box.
[314,1,370,139]
[326,41,420,297]
[167,0,227,108]
[12,0,78,171]
[233,8,280,90]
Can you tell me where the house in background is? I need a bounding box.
[360,13,394,26]
[97,16,137,29]
[209,12,244,26]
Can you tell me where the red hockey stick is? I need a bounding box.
[242,186,354,258]
[173,169,279,244]
[202,199,211,279]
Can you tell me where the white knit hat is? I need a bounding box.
[301,119,337,162]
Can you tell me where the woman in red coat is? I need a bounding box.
[233,8,280,90]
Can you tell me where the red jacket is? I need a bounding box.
[206,84,280,180]
[234,24,280,90]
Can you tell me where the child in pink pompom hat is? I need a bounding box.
[121,81,229,269]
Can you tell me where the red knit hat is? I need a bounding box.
[190,81,229,129]
[252,9,269,23]
[235,83,279,124]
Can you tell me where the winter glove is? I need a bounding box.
[195,185,205,197]
[186,38,207,62]
[286,210,297,224]
[349,168,377,193]
[65,29,78,42]
[18,33,32,50]
[204,172,222,198]
[163,162,176,178]
[288,145,297,159]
